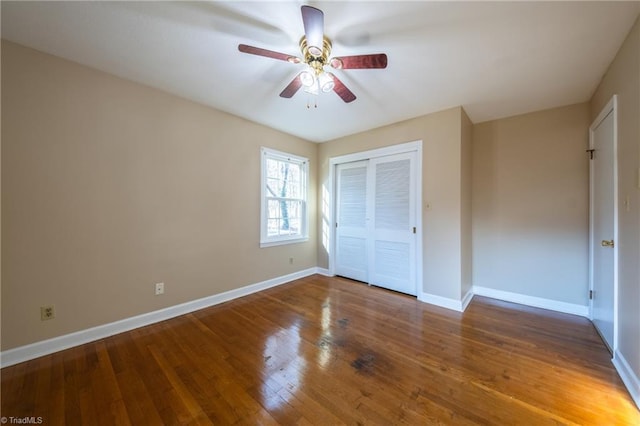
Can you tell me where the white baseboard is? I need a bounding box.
[613,350,640,410]
[0,267,322,368]
[315,267,332,277]
[461,287,474,311]
[418,291,472,312]
[473,286,589,317]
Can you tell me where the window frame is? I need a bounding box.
[260,147,309,248]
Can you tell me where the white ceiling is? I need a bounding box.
[2,1,639,142]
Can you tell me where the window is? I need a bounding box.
[260,147,308,247]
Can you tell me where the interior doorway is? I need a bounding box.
[589,95,618,353]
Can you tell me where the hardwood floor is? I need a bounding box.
[2,274,638,425]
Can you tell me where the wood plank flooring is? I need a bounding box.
[2,274,638,425]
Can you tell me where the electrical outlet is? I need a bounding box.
[155,282,165,295]
[40,305,55,321]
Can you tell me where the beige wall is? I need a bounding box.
[1,41,318,350]
[472,103,590,305]
[317,107,469,302]
[590,16,640,387]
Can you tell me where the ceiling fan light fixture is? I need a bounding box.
[300,67,316,87]
[318,71,335,93]
[303,81,320,96]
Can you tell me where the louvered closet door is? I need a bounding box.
[369,152,417,295]
[335,152,417,295]
[335,161,369,282]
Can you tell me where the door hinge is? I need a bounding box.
[412,227,416,234]
[335,222,338,228]
[586,149,595,160]
[589,290,593,300]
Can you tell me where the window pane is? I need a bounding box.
[266,177,279,197]
[287,180,300,199]
[266,158,279,177]
[266,159,302,199]
[266,198,303,237]
[286,164,301,198]
[267,218,280,236]
[267,199,281,219]
[289,217,301,234]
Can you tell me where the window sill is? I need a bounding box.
[260,237,309,248]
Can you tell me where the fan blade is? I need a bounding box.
[327,73,356,103]
[280,74,303,98]
[330,54,388,70]
[238,44,300,63]
[301,6,324,55]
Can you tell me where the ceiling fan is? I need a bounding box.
[238,5,387,103]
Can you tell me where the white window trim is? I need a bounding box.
[260,147,309,248]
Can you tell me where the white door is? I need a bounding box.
[335,153,417,296]
[369,153,417,295]
[335,161,369,282]
[589,99,617,352]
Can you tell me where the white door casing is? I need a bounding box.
[589,95,618,353]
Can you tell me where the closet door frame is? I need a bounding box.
[327,140,423,293]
